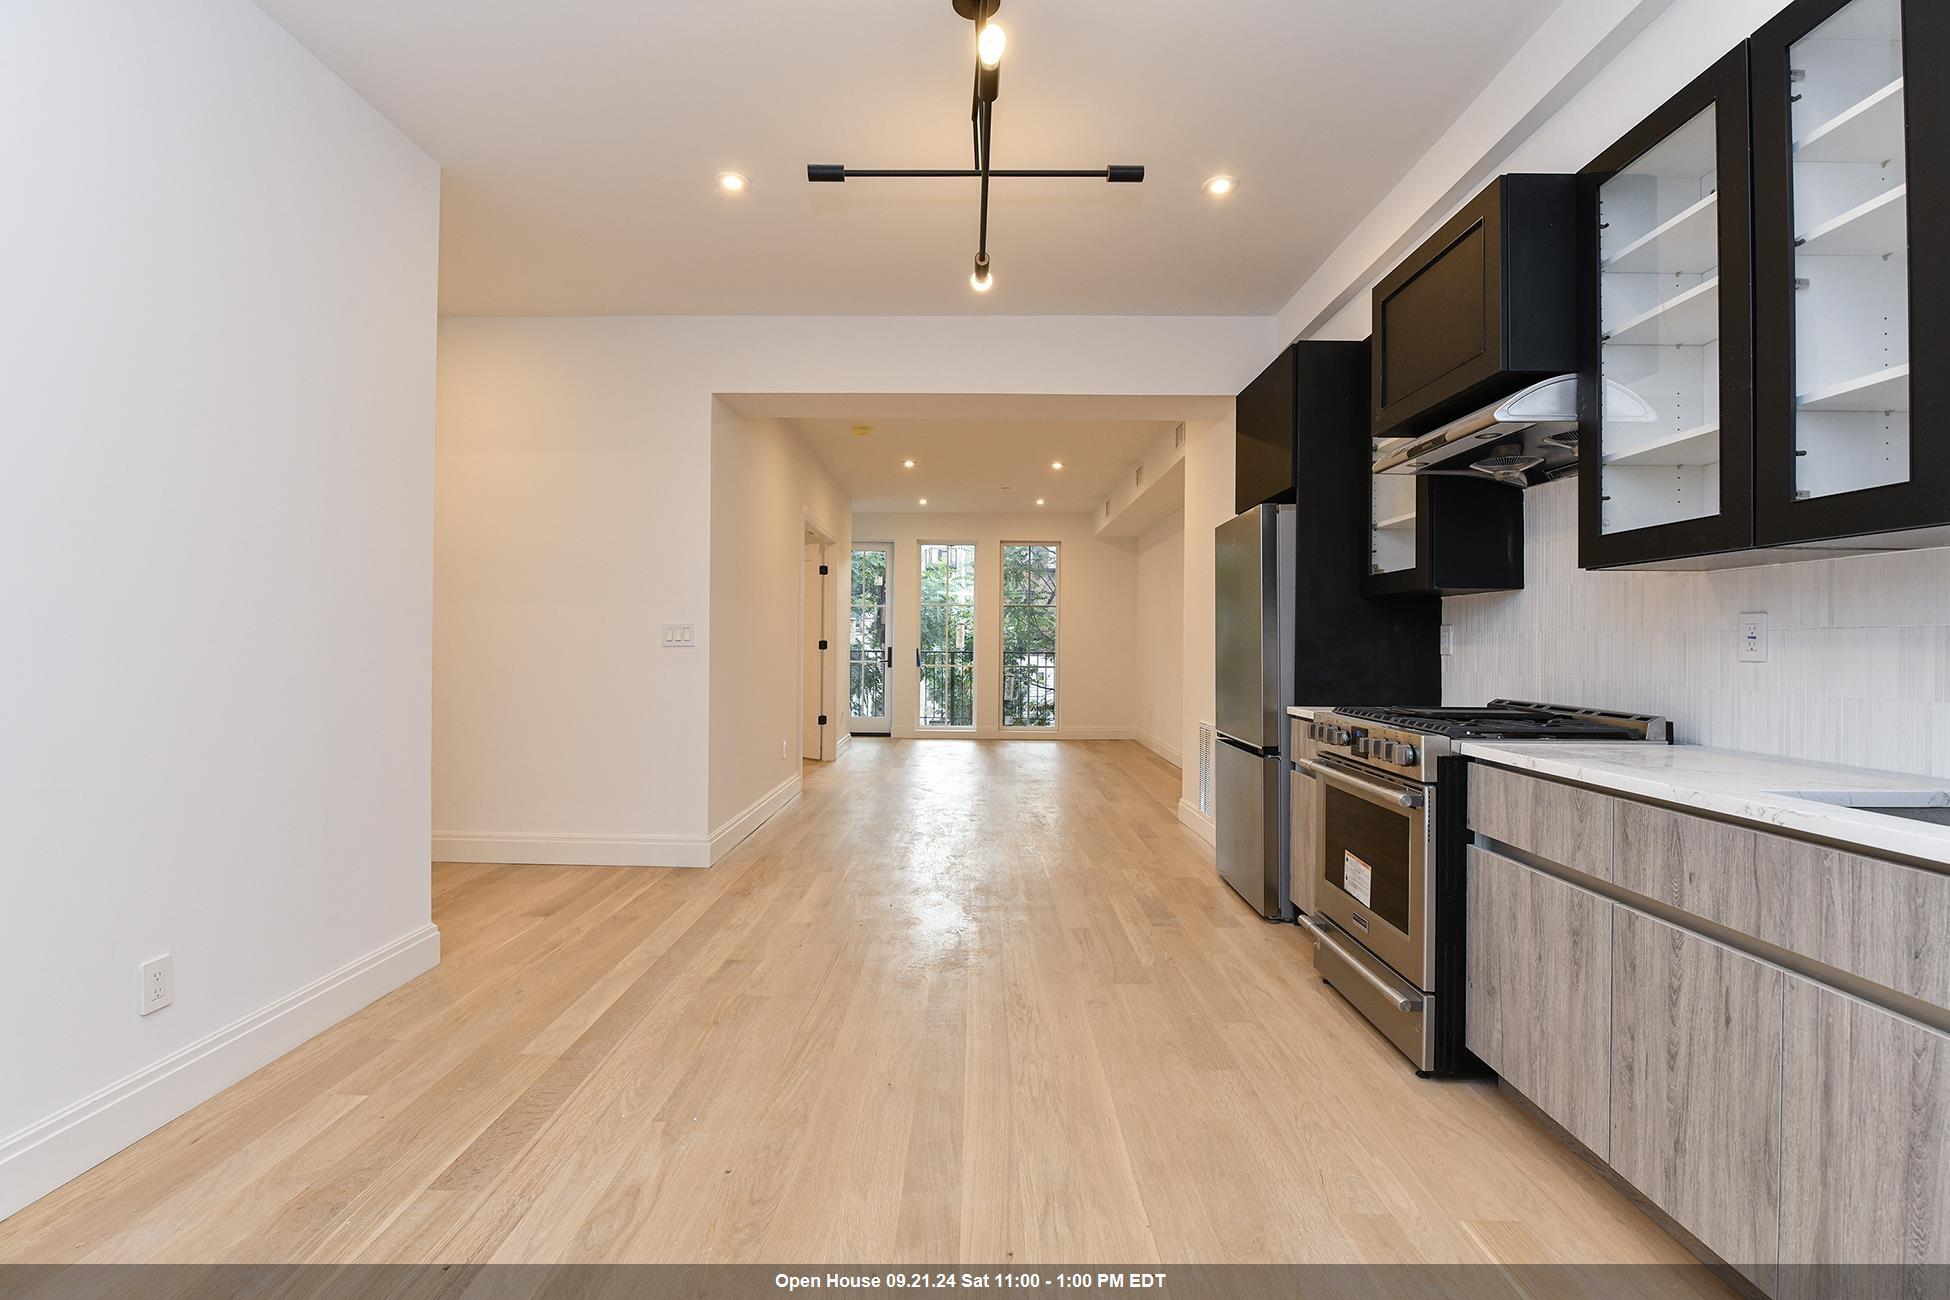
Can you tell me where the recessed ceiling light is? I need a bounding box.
[1036,498,1046,506]
[1203,175,1237,197]
[1051,460,1065,470]
[902,459,916,468]
[717,171,749,193]
[918,498,929,506]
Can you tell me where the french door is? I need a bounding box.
[917,542,976,729]
[848,544,891,735]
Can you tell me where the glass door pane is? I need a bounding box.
[918,543,974,728]
[1001,543,1057,728]
[1597,105,1725,535]
[1788,0,1908,500]
[848,545,889,732]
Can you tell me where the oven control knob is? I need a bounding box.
[1398,743,1418,766]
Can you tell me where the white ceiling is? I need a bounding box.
[254,0,1564,316]
[789,416,1174,515]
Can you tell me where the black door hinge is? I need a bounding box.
[819,564,829,575]
[817,714,828,726]
[818,639,829,650]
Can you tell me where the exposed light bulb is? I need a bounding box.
[978,22,1006,69]
[717,171,749,193]
[902,459,916,468]
[970,253,994,293]
[1035,498,1046,506]
[1203,175,1236,197]
[1051,460,1065,470]
[918,498,929,506]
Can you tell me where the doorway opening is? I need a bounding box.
[802,516,839,762]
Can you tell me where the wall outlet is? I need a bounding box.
[660,624,696,648]
[1438,625,1455,656]
[140,955,174,1015]
[1737,612,1769,663]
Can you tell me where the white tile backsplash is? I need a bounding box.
[1443,478,1950,778]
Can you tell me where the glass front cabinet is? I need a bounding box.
[1578,48,1755,568]
[1752,0,1946,548]
[1581,4,1948,568]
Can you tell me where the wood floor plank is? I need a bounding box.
[0,739,1726,1282]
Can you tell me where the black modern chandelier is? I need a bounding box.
[806,0,1146,293]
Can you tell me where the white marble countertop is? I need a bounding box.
[1286,705,1328,719]
[1457,741,1950,869]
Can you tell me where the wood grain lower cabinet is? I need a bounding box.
[1779,978,1950,1298]
[1467,764,1616,879]
[1465,847,1611,1156]
[1612,908,1783,1293]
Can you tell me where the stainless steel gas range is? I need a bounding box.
[1294,701,1671,1075]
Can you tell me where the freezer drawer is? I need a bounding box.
[1216,737,1288,919]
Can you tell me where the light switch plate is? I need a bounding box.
[660,623,696,648]
[1737,612,1769,663]
[1438,626,1455,656]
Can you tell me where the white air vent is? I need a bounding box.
[1197,721,1215,816]
[1174,423,1186,449]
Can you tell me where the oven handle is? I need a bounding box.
[1295,757,1424,810]
[1306,919,1424,1013]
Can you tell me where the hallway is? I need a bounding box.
[0,741,1717,1277]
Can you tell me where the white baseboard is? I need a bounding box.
[708,772,802,864]
[835,732,852,757]
[433,831,711,868]
[1177,799,1216,849]
[1137,729,1182,768]
[0,923,440,1224]
[888,725,1137,741]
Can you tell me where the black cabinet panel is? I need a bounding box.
[1751,0,1950,548]
[1291,341,1441,704]
[1236,347,1296,514]
[1372,174,1577,439]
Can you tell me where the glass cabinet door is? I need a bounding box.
[1579,46,1754,569]
[1753,0,1944,545]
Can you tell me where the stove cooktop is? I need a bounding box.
[1331,702,1664,743]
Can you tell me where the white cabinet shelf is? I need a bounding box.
[1797,363,1910,413]
[1605,193,1719,274]
[1374,510,1416,532]
[1795,78,1905,164]
[1603,422,1722,467]
[1604,277,1720,347]
[1797,185,1907,257]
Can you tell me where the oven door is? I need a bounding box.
[1305,756,1432,990]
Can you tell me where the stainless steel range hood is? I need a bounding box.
[1372,375,1654,485]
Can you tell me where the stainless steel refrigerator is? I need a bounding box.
[1214,504,1296,918]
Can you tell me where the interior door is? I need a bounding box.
[848,544,890,735]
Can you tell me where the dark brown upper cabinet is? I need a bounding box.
[1578,46,1757,570]
[1371,174,1578,439]
[1751,0,1950,550]
[1236,345,1296,514]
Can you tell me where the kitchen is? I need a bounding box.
[1213,0,1946,1290]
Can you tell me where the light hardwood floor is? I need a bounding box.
[0,740,1724,1278]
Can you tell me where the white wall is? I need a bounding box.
[1179,415,1238,843]
[1135,513,1186,766]
[850,513,1137,739]
[435,316,1268,867]
[709,404,851,852]
[0,0,439,1221]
